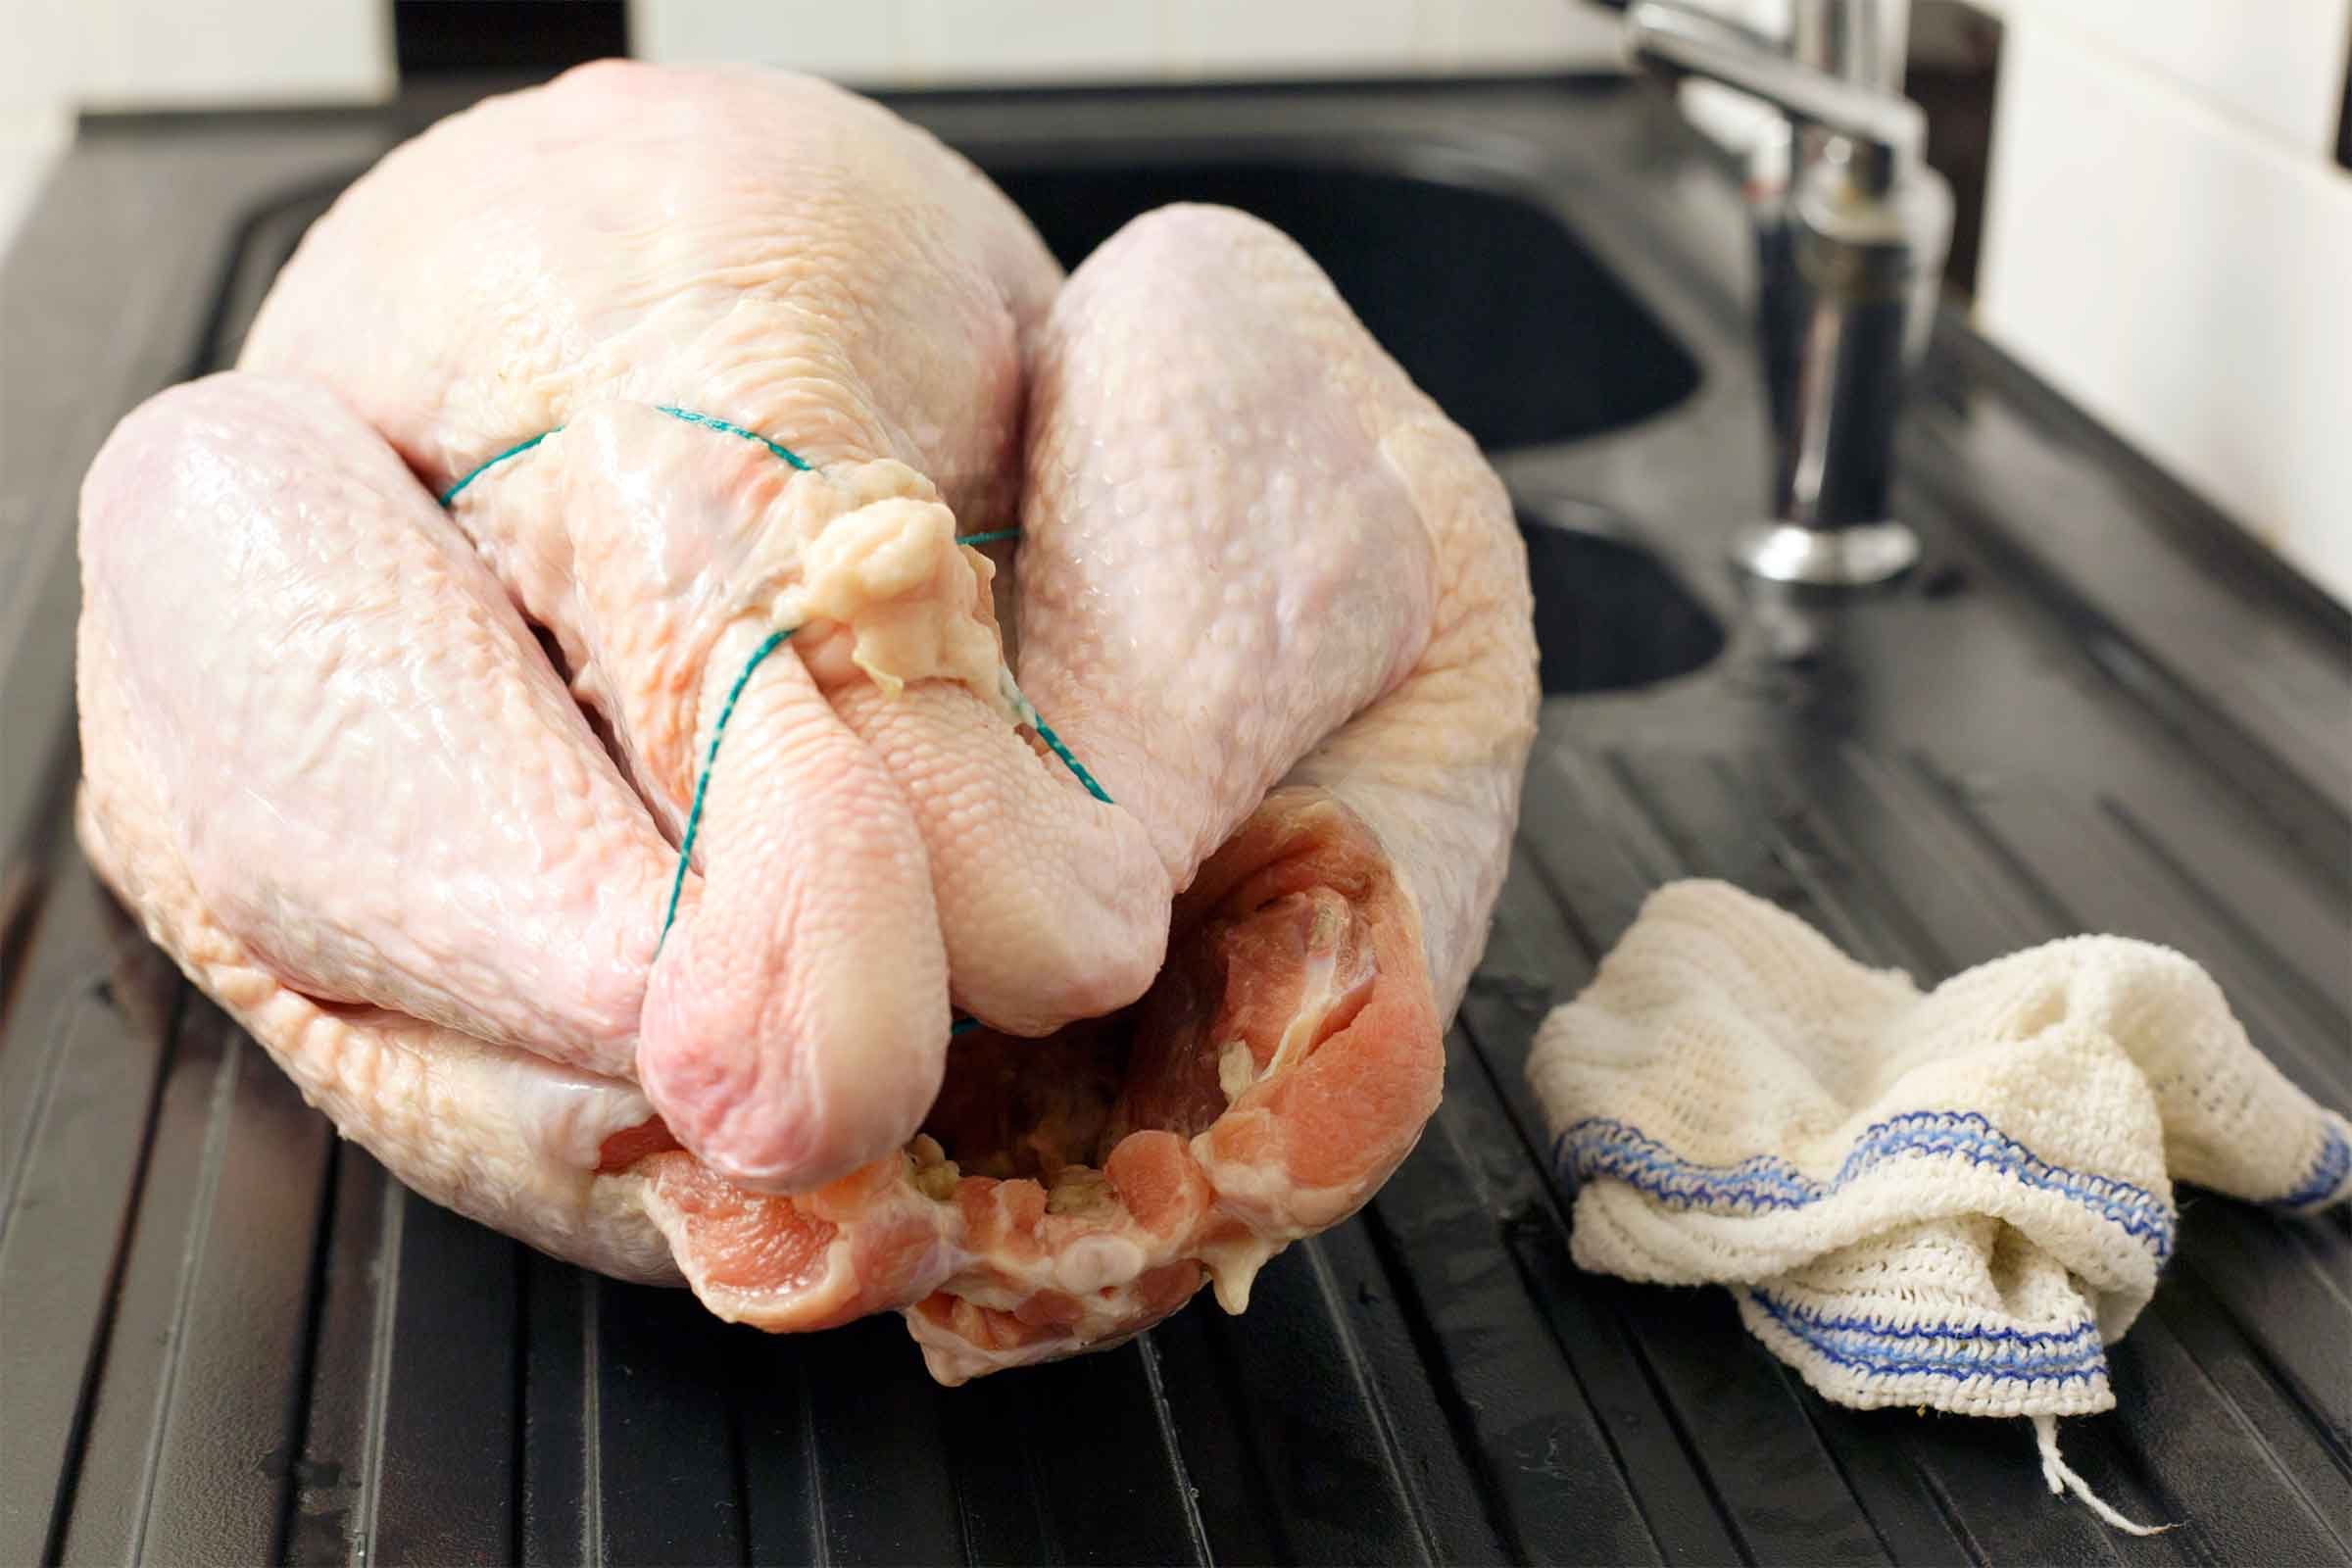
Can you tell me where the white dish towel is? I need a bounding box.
[1526,880,2351,1534]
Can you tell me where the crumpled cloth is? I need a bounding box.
[1526,880,2350,1531]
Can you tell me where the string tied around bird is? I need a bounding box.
[440,402,1115,1041]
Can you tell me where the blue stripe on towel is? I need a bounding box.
[1747,1289,2110,1387]
[2280,1120,2351,1208]
[1552,1109,2177,1260]
[1750,1294,2104,1354]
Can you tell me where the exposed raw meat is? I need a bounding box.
[74,63,1536,1379]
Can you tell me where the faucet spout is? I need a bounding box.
[1625,0,1950,587]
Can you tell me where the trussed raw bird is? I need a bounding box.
[74,62,1537,1380]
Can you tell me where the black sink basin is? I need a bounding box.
[1518,503,1724,695]
[989,163,1700,452]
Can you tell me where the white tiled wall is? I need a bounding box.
[0,0,394,252]
[634,0,1621,82]
[1986,0,2348,159]
[1972,0,2352,602]
[3,0,393,112]
[1,1,1618,255]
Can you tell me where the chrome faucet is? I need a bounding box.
[1625,1,1952,586]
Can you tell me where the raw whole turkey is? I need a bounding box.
[74,62,1537,1381]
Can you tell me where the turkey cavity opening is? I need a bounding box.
[594,849,1383,1200]
[922,1020,1133,1185]
[919,880,1378,1196]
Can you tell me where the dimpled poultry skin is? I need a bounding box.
[74,62,1537,1382]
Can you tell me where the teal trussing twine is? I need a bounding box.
[651,406,813,471]
[438,404,811,506]
[1005,684,1112,806]
[656,625,794,943]
[440,408,1111,1040]
[440,429,556,506]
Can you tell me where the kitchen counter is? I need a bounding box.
[3,74,2345,1567]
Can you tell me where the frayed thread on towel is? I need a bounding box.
[2032,1415,2175,1537]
